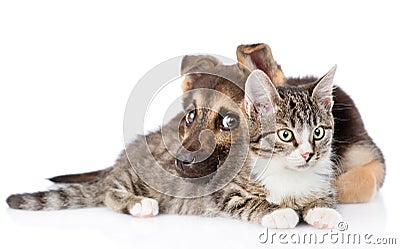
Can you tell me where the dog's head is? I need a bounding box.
[174,46,285,179]
[174,55,251,178]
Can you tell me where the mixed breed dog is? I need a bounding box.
[7,43,385,229]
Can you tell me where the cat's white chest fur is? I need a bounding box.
[251,156,333,204]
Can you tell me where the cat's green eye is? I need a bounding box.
[313,127,325,140]
[277,129,294,142]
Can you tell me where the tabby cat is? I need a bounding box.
[237,43,385,204]
[7,55,341,229]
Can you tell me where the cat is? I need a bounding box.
[237,43,385,204]
[6,54,341,229]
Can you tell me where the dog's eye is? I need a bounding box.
[221,114,239,130]
[185,110,196,125]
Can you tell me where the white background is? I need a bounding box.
[0,1,399,248]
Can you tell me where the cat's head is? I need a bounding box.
[245,66,336,171]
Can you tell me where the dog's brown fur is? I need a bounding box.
[175,55,251,178]
[237,43,385,204]
[334,160,385,203]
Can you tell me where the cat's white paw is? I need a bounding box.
[261,208,299,229]
[129,198,159,217]
[304,207,342,229]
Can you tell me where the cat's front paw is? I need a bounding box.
[261,208,299,229]
[129,198,159,217]
[304,207,342,229]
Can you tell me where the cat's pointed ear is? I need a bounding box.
[180,55,220,91]
[245,69,280,119]
[236,43,285,86]
[312,65,336,110]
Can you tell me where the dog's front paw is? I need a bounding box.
[261,208,299,229]
[304,207,342,229]
[129,198,159,217]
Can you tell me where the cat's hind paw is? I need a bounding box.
[129,198,159,217]
[261,208,299,229]
[304,207,342,229]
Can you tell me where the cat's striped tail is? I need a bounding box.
[6,182,104,211]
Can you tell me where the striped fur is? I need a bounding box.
[7,181,104,210]
[6,55,339,228]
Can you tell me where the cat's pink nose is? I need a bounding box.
[301,152,314,162]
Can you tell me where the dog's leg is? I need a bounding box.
[334,144,385,204]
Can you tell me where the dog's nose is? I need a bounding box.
[175,156,195,170]
[301,152,314,163]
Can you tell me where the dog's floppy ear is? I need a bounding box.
[181,55,220,75]
[180,55,220,92]
[236,43,285,86]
